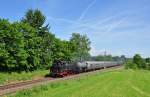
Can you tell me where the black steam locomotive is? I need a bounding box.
[50,60,122,77]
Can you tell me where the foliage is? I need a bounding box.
[145,58,150,70]
[133,54,145,69]
[125,54,150,70]
[70,33,91,62]
[93,55,113,61]
[0,9,91,72]
[51,39,73,61]
[145,58,150,63]
[21,9,46,29]
[21,9,55,69]
[92,55,126,62]
[125,60,138,69]
[0,19,27,71]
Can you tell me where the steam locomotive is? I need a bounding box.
[50,60,122,77]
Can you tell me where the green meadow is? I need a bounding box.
[8,69,150,97]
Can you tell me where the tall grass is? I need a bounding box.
[0,70,48,85]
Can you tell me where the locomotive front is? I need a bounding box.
[50,60,88,77]
[50,60,78,77]
[50,60,67,77]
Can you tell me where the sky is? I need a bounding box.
[0,0,150,57]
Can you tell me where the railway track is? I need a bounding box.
[0,66,122,96]
[0,77,53,96]
[0,78,51,90]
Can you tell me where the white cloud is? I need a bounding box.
[78,0,97,21]
[46,7,150,57]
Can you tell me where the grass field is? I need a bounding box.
[8,69,150,97]
[0,70,48,85]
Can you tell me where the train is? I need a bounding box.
[50,60,122,77]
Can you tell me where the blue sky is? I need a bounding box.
[0,0,150,57]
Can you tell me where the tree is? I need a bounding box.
[50,39,71,61]
[70,33,91,61]
[0,19,28,72]
[145,58,150,63]
[112,56,120,61]
[94,55,113,61]
[0,9,93,72]
[39,32,55,68]
[120,55,126,62]
[21,9,50,37]
[21,9,46,30]
[14,22,41,71]
[0,19,11,71]
[22,9,54,69]
[133,54,145,69]
[125,60,138,69]
[145,58,150,70]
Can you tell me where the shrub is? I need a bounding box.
[125,61,138,69]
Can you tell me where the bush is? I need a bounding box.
[125,61,138,69]
[125,54,150,70]
[145,63,150,70]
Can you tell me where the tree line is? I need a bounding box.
[91,55,126,62]
[125,54,150,70]
[0,9,91,72]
